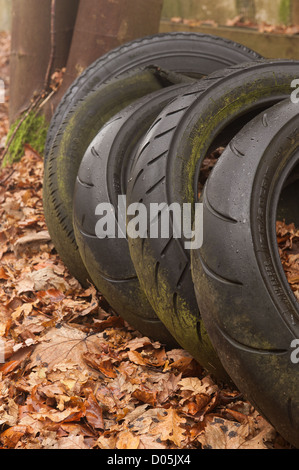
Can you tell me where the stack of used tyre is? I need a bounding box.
[43,32,299,447]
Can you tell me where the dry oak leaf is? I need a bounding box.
[155,372,182,404]
[0,345,34,375]
[0,399,18,426]
[34,380,65,398]
[126,336,161,351]
[119,407,166,436]
[128,347,167,368]
[116,429,140,449]
[0,265,9,279]
[166,350,203,376]
[178,376,218,396]
[28,325,103,374]
[83,352,117,378]
[122,403,149,424]
[47,435,89,449]
[13,230,51,256]
[17,266,71,294]
[197,416,276,449]
[132,386,158,407]
[96,434,117,449]
[11,302,33,321]
[84,389,104,430]
[138,435,167,449]
[150,408,186,447]
[30,405,85,424]
[0,337,14,360]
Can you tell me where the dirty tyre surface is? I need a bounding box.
[45,32,262,157]
[43,34,262,290]
[191,99,299,448]
[73,85,193,347]
[43,67,168,287]
[126,60,299,375]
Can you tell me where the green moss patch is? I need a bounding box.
[279,0,291,25]
[3,111,48,166]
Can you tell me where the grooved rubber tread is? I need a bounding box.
[43,33,262,291]
[45,32,262,157]
[126,59,299,374]
[43,67,165,287]
[191,99,299,448]
[73,85,192,347]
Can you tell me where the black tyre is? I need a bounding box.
[73,84,192,347]
[44,67,172,287]
[126,60,299,374]
[45,32,262,156]
[191,99,299,448]
[43,34,262,289]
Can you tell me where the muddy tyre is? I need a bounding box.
[191,99,299,448]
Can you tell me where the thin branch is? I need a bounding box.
[37,89,56,111]
[44,0,57,91]
[0,169,16,186]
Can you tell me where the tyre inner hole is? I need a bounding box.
[276,161,299,304]
[197,150,299,304]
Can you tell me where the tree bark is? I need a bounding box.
[47,0,163,117]
[236,0,255,21]
[9,0,79,124]
[292,0,299,25]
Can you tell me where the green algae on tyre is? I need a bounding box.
[45,32,262,157]
[72,85,195,347]
[191,99,299,448]
[43,32,263,288]
[126,59,299,378]
[43,33,262,356]
[43,67,164,287]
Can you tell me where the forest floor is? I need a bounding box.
[168,15,299,35]
[0,31,298,450]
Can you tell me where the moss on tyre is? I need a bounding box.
[43,67,164,286]
[73,85,200,347]
[191,99,299,448]
[126,59,299,376]
[43,33,261,318]
[45,32,262,157]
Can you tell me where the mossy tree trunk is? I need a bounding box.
[9,0,79,124]
[46,0,163,119]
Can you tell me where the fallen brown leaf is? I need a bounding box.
[150,408,186,447]
[0,425,32,448]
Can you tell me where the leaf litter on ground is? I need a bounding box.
[0,31,296,450]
